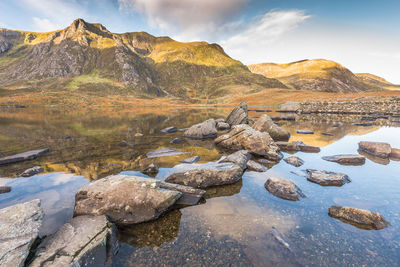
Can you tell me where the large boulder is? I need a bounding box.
[328,206,390,230]
[252,114,290,141]
[306,169,350,186]
[358,141,391,158]
[278,101,301,112]
[226,102,248,126]
[165,162,243,189]
[183,119,218,139]
[74,175,182,225]
[264,177,306,201]
[0,148,50,165]
[322,154,365,165]
[0,199,44,267]
[30,215,118,267]
[220,150,251,170]
[215,124,282,161]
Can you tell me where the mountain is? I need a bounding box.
[0,19,285,101]
[355,73,400,90]
[248,59,399,93]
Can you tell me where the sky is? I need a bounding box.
[0,0,399,83]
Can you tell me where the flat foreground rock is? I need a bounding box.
[265,177,306,201]
[226,102,248,126]
[276,141,320,153]
[322,154,365,165]
[165,162,243,189]
[284,156,304,167]
[0,199,43,267]
[358,141,391,158]
[30,215,118,267]
[246,160,267,172]
[306,169,350,186]
[328,206,390,230]
[252,114,290,141]
[0,148,50,165]
[146,148,183,158]
[74,175,182,225]
[183,119,218,139]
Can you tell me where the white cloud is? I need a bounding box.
[118,0,249,41]
[32,17,58,32]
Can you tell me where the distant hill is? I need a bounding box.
[248,59,399,93]
[0,18,285,100]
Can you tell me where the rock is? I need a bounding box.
[322,154,366,165]
[257,158,275,165]
[296,130,314,134]
[215,118,225,123]
[179,156,200,164]
[328,206,390,230]
[216,121,230,131]
[0,199,44,267]
[264,177,306,201]
[284,156,304,167]
[165,162,243,189]
[321,132,334,136]
[215,124,282,161]
[278,101,301,112]
[20,166,44,177]
[0,186,11,194]
[30,215,118,267]
[358,141,392,158]
[160,181,206,206]
[220,150,251,170]
[161,126,178,133]
[226,102,248,126]
[183,119,218,139]
[246,160,267,172]
[141,163,159,175]
[252,114,290,141]
[390,148,400,159]
[332,123,342,127]
[74,175,182,225]
[271,115,297,121]
[276,141,320,153]
[306,169,351,186]
[170,138,182,144]
[0,148,50,165]
[352,123,373,126]
[135,133,143,137]
[147,148,183,158]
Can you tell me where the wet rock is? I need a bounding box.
[296,130,314,134]
[390,148,400,160]
[246,160,267,172]
[161,126,178,133]
[220,150,251,170]
[74,175,182,225]
[328,206,390,230]
[147,148,183,158]
[306,169,351,186]
[160,181,206,206]
[183,119,218,139]
[322,154,366,165]
[179,156,200,164]
[352,122,373,127]
[216,121,230,131]
[165,162,243,189]
[358,141,392,158]
[20,166,44,177]
[321,132,334,136]
[264,177,306,201]
[141,163,159,175]
[276,141,320,153]
[30,215,118,267]
[252,114,290,141]
[170,138,182,144]
[0,186,11,194]
[215,124,282,161]
[0,148,50,165]
[284,156,304,167]
[271,115,297,121]
[226,102,248,126]
[0,199,44,267]
[279,101,301,112]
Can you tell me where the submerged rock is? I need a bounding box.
[0,199,44,267]
[252,114,290,141]
[264,177,306,201]
[146,148,183,158]
[30,215,118,267]
[358,141,392,158]
[165,162,243,189]
[215,124,282,161]
[246,160,267,172]
[220,150,251,170]
[179,156,201,164]
[161,126,178,133]
[20,166,44,177]
[0,148,50,165]
[306,169,351,186]
[141,163,159,175]
[160,181,206,206]
[0,186,11,194]
[226,102,248,126]
[183,119,218,139]
[328,206,390,230]
[322,154,366,165]
[74,175,182,225]
[276,141,320,153]
[284,156,304,167]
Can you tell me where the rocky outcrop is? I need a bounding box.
[165,162,243,189]
[278,101,301,112]
[328,206,390,230]
[264,177,306,201]
[74,175,182,225]
[276,141,320,153]
[284,156,304,167]
[183,119,217,139]
[220,150,251,170]
[215,124,282,161]
[146,148,183,158]
[160,181,206,206]
[0,199,44,267]
[226,102,248,126]
[141,163,159,175]
[306,170,351,186]
[322,154,365,165]
[0,148,50,165]
[252,114,290,141]
[246,160,267,172]
[20,166,44,177]
[30,215,119,267]
[358,141,392,158]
